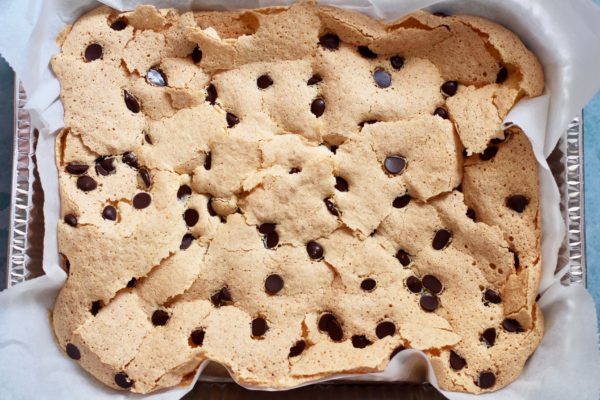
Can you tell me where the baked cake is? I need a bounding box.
[51,1,544,394]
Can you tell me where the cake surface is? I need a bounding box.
[51,2,544,394]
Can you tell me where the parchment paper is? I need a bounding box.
[0,0,599,399]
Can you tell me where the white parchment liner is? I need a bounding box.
[0,1,599,399]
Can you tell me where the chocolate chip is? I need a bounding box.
[422,275,443,294]
[126,278,137,288]
[180,234,194,250]
[84,43,103,62]
[390,345,406,359]
[432,229,452,250]
[206,84,217,105]
[190,329,205,346]
[375,321,396,339]
[393,194,411,208]
[502,318,523,332]
[496,66,508,84]
[449,350,466,370]
[358,46,377,59]
[324,198,340,216]
[77,176,97,192]
[139,168,152,187]
[110,18,128,31]
[396,249,412,266]
[352,335,372,348]
[114,372,134,389]
[318,313,335,331]
[390,55,405,70]
[133,192,151,209]
[483,289,502,304]
[319,33,340,50]
[265,274,284,295]
[373,69,392,88]
[122,152,139,168]
[306,241,324,259]
[327,318,343,341]
[146,68,167,87]
[481,328,496,347]
[257,74,273,89]
[251,317,268,337]
[95,158,112,176]
[384,155,406,174]
[151,309,170,326]
[311,97,325,117]
[264,232,279,249]
[307,74,322,85]
[184,209,199,227]
[210,287,232,307]
[289,167,301,174]
[177,185,192,200]
[480,146,498,161]
[477,371,496,389]
[360,278,376,291]
[124,90,140,113]
[66,163,89,175]
[420,294,439,312]
[90,300,103,316]
[258,223,276,234]
[506,195,529,213]
[335,176,349,192]
[289,340,306,357]
[204,152,212,170]
[102,205,117,221]
[191,45,202,63]
[66,343,81,360]
[466,208,476,221]
[441,81,458,96]
[433,107,449,119]
[64,214,78,227]
[406,276,422,293]
[226,112,240,128]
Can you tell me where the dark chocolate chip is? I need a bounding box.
[124,90,140,113]
[360,278,376,291]
[396,249,412,267]
[257,74,273,89]
[384,155,406,174]
[406,276,422,293]
[422,275,443,294]
[318,313,335,332]
[390,55,405,70]
[180,233,194,250]
[102,205,117,221]
[122,152,138,168]
[251,317,268,337]
[190,329,205,346]
[115,372,134,389]
[204,152,212,170]
[289,167,301,174]
[66,163,89,175]
[139,168,152,187]
[373,69,392,88]
[480,146,498,161]
[184,209,199,227]
[66,343,81,360]
[496,66,508,84]
[191,46,202,63]
[393,194,411,209]
[90,300,102,316]
[151,309,170,326]
[351,335,372,348]
[449,350,466,370]
[210,287,232,307]
[307,74,322,85]
[146,68,167,87]
[432,229,452,250]
[289,340,306,357]
[77,176,97,192]
[466,208,476,221]
[265,274,284,295]
[477,371,496,389]
[420,294,439,312]
[226,112,240,128]
[324,198,340,216]
[64,214,78,227]
[327,318,343,341]
[306,241,324,259]
[319,33,340,50]
[110,19,127,31]
[358,45,377,59]
[502,318,523,333]
[390,345,406,359]
[375,321,396,339]
[126,278,137,288]
[481,328,496,347]
[311,97,326,117]
[206,84,217,105]
[441,80,458,97]
[258,223,276,234]
[335,176,349,192]
[177,185,192,200]
[433,107,449,119]
[95,158,112,176]
[506,195,529,213]
[264,232,279,249]
[483,289,502,304]
[133,192,151,209]
[84,43,103,62]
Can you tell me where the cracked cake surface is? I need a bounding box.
[51,1,544,394]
